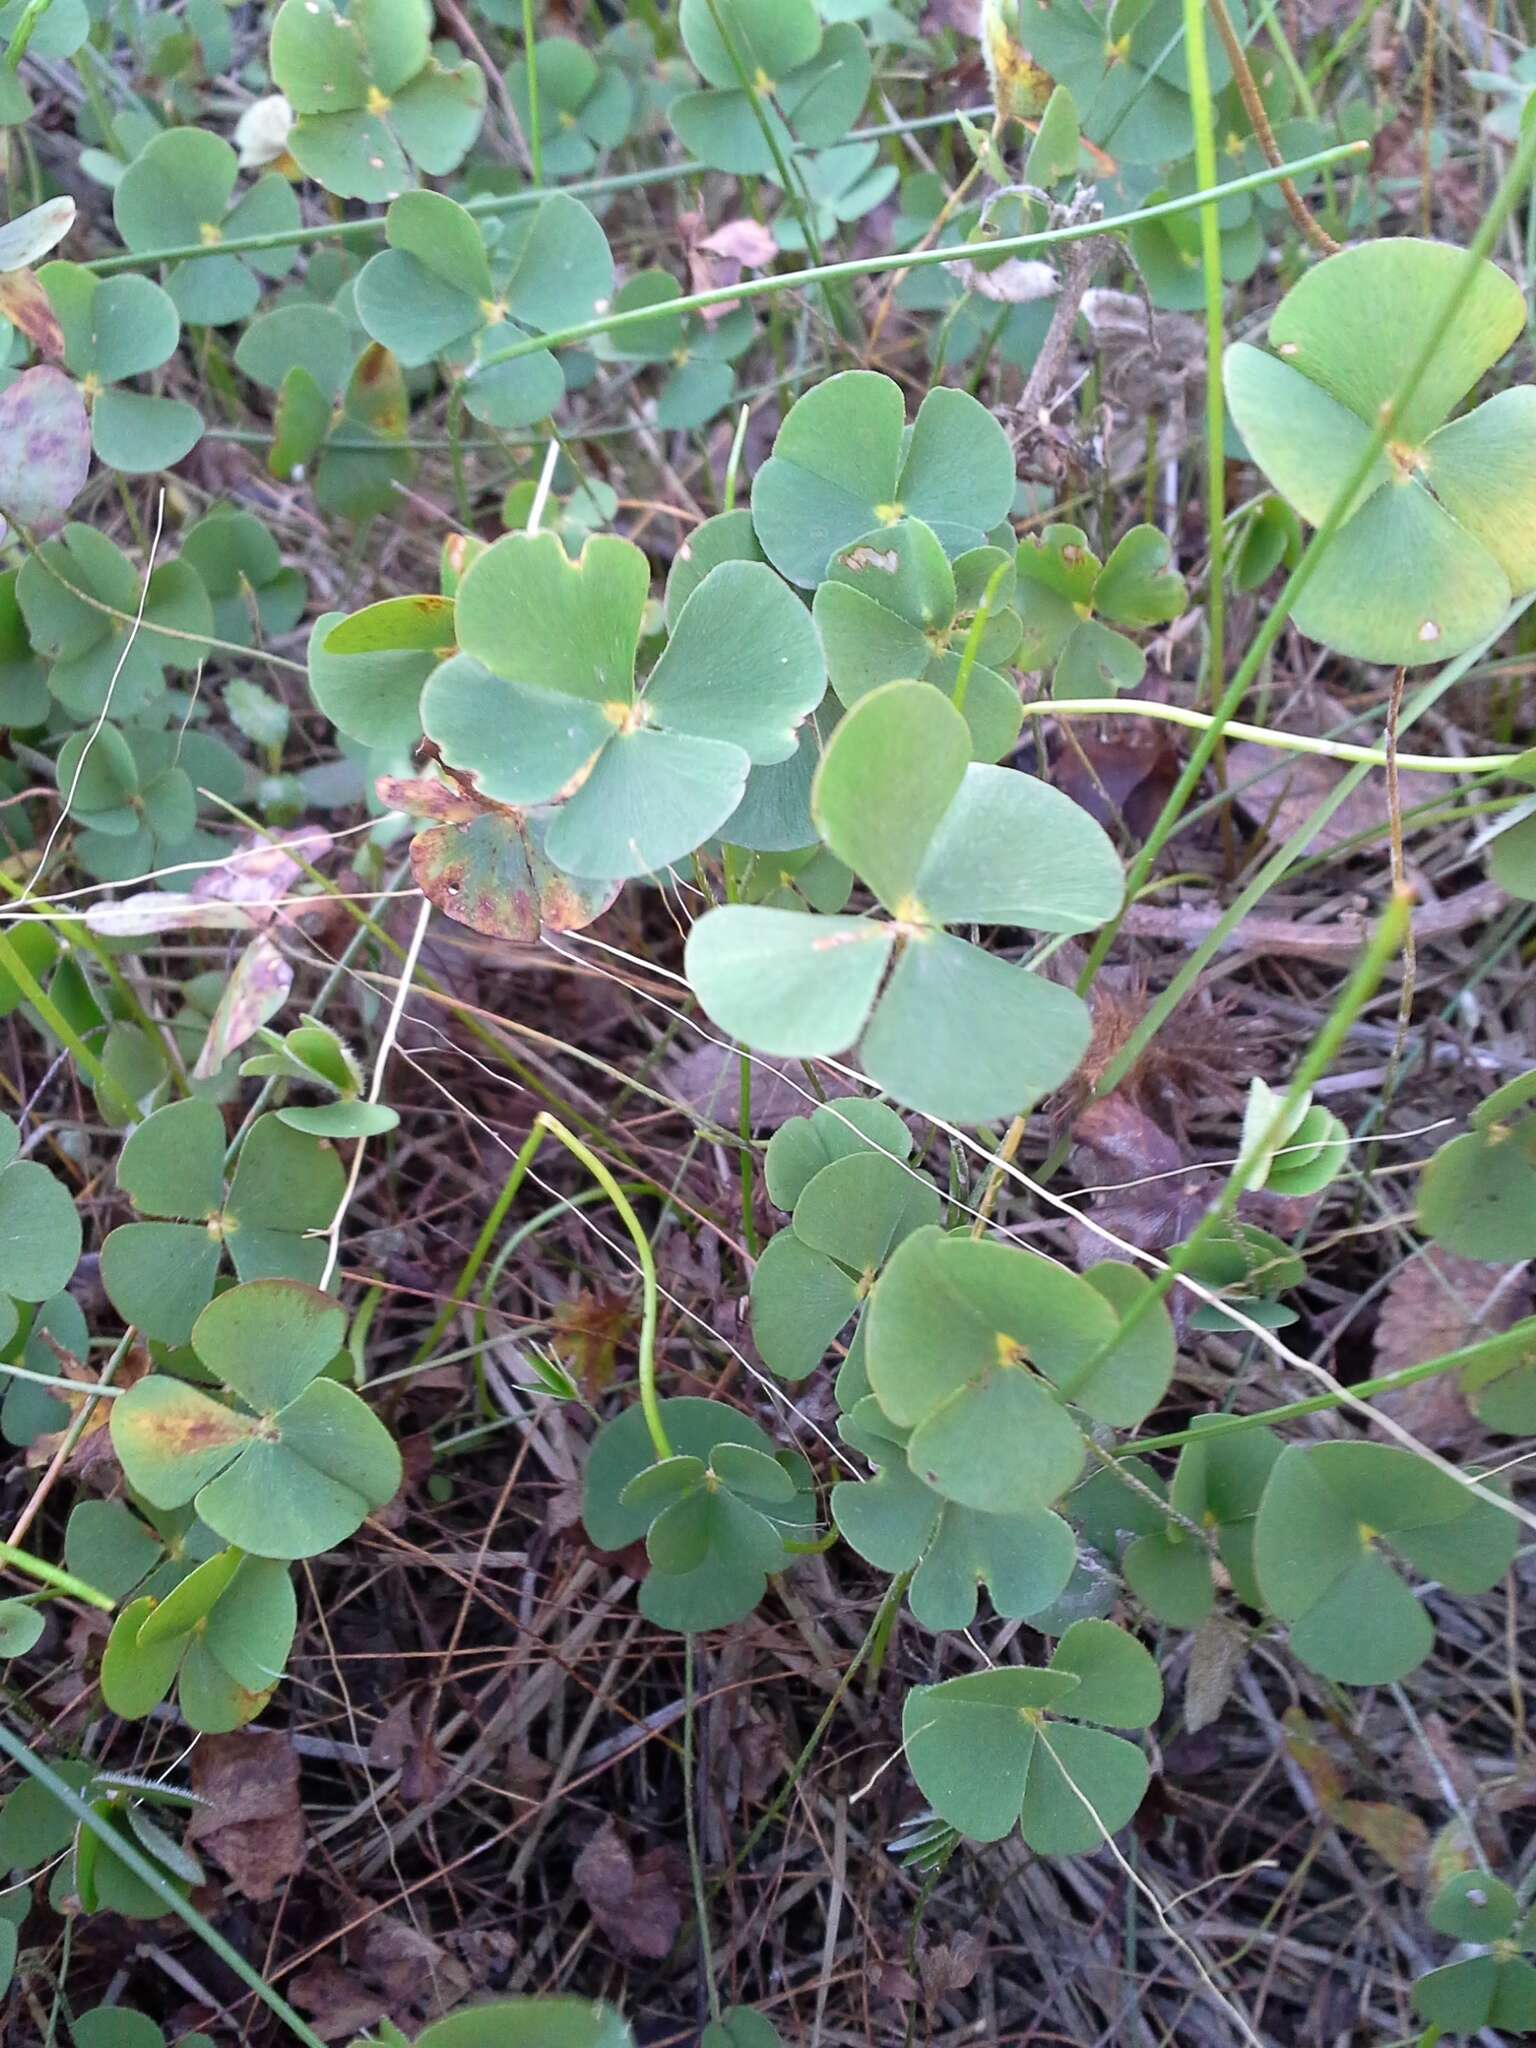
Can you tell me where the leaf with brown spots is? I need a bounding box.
[189,1729,306,1901]
[0,273,63,360]
[0,367,89,539]
[411,808,619,942]
[104,1376,255,1505]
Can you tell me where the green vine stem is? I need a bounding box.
[80,105,997,276]
[466,141,1366,374]
[534,1113,671,1462]
[0,1539,113,1611]
[0,926,138,1122]
[1183,0,1227,727]
[1124,1310,1536,1458]
[1017,697,1528,773]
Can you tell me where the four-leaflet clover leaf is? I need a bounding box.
[356,190,614,430]
[505,34,636,178]
[1014,523,1188,698]
[1414,1874,1536,2037]
[685,680,1123,1123]
[750,1140,937,1382]
[16,522,212,718]
[1017,0,1239,165]
[112,130,301,329]
[1253,1442,1516,1684]
[865,1226,1174,1514]
[110,1280,402,1558]
[1224,238,1536,664]
[422,529,825,880]
[671,0,872,177]
[1418,1066,1536,1265]
[750,370,1018,589]
[902,1619,1162,1852]
[582,1397,815,1632]
[269,0,486,202]
[101,1099,345,1344]
[832,1395,1076,1632]
[38,265,203,474]
[811,516,1024,761]
[100,1547,296,1733]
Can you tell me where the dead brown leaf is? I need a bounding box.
[0,272,62,359]
[1185,1615,1249,1735]
[1374,1250,1531,1448]
[369,1690,445,1806]
[1225,734,1440,853]
[189,1730,306,1901]
[291,1960,389,2042]
[573,1820,683,1960]
[920,1931,985,2004]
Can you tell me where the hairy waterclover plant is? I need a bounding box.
[269,0,486,202]
[772,140,898,251]
[180,507,307,646]
[17,523,211,717]
[1224,239,1536,664]
[1252,1442,1515,1683]
[1181,1222,1306,1332]
[101,1548,296,1732]
[902,1619,1162,1852]
[596,276,755,432]
[240,1016,400,1137]
[506,35,636,178]
[39,265,202,473]
[811,516,1024,761]
[422,531,826,880]
[112,130,300,328]
[101,1100,345,1343]
[1073,1421,1281,1628]
[1236,1077,1349,1197]
[865,1227,1175,1512]
[0,1112,82,1318]
[1418,1067,1536,1263]
[833,1396,1077,1630]
[110,1280,401,1558]
[750,1143,937,1382]
[685,680,1123,1122]
[53,722,245,885]
[751,371,1018,589]
[1013,523,1188,697]
[582,1397,814,1631]
[1414,1873,1536,2035]
[0,1766,201,1921]
[1017,0,1243,164]
[234,307,416,516]
[356,191,614,430]
[671,0,871,175]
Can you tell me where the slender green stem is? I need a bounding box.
[80,105,999,275]
[470,142,1366,374]
[700,0,822,262]
[0,1719,329,2048]
[1075,111,1536,998]
[723,1570,910,1881]
[1063,892,1412,1386]
[521,0,542,184]
[683,1638,722,2025]
[535,1113,671,1461]
[1125,1312,1536,1457]
[951,558,1013,718]
[408,1124,546,1367]
[1182,0,1226,715]
[3,0,53,71]
[0,1541,113,1611]
[0,927,138,1122]
[1017,697,1525,773]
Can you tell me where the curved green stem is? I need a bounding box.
[535,1113,671,1461]
[0,1540,113,1611]
[1018,697,1526,774]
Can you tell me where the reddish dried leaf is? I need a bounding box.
[0,272,63,360]
[1375,1250,1531,1448]
[189,1730,306,1902]
[0,367,89,538]
[193,931,293,1078]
